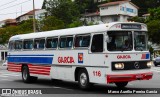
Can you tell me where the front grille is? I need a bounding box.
[112,61,150,71]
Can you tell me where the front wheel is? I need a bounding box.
[78,69,92,89]
[115,82,128,88]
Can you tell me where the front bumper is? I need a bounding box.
[107,72,153,83]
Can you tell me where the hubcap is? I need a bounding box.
[80,73,87,86]
[23,69,28,80]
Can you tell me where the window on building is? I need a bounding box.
[46,37,58,49]
[60,36,73,48]
[23,39,33,49]
[15,40,22,50]
[75,35,90,48]
[91,34,103,52]
[34,38,45,49]
[29,16,33,19]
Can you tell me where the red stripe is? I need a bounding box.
[8,63,22,72]
[28,64,51,75]
[7,63,51,75]
[141,54,146,59]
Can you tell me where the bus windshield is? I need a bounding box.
[107,31,132,51]
[134,31,148,51]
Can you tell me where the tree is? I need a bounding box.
[128,16,145,23]
[146,7,160,44]
[45,0,81,26]
[40,16,65,31]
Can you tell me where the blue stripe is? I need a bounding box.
[8,57,53,64]
[146,53,150,59]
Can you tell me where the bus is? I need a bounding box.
[7,22,153,89]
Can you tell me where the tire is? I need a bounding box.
[115,82,128,88]
[22,66,37,83]
[78,69,91,89]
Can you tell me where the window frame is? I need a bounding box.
[74,34,91,49]
[14,40,23,50]
[23,39,34,50]
[59,36,74,49]
[33,38,46,50]
[46,37,58,50]
[8,41,15,51]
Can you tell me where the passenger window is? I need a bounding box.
[91,34,103,52]
[15,40,22,50]
[75,35,90,48]
[46,37,58,49]
[8,41,15,50]
[34,38,45,49]
[23,39,33,49]
[60,36,73,48]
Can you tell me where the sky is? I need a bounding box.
[0,0,44,21]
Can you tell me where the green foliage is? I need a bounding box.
[145,7,160,44]
[40,16,65,31]
[67,20,83,28]
[46,0,80,26]
[128,16,145,23]
[147,20,160,44]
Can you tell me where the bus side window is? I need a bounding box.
[60,37,66,48]
[91,34,103,52]
[23,40,33,49]
[75,35,90,48]
[46,37,58,49]
[34,38,45,49]
[9,41,15,50]
[66,37,73,48]
[60,36,73,48]
[15,40,22,50]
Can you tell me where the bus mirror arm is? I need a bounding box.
[105,36,109,43]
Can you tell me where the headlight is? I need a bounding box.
[147,61,153,67]
[115,63,124,69]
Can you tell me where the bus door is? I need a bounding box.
[89,33,105,67]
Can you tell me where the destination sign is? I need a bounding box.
[121,24,141,29]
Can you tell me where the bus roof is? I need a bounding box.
[9,22,147,41]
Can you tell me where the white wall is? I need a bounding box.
[98,2,138,23]
[119,2,138,17]
[35,9,47,20]
[100,5,120,16]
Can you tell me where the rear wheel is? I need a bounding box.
[78,69,92,89]
[115,82,128,88]
[22,66,37,83]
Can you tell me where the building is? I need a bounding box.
[98,0,139,23]
[84,11,101,24]
[35,9,47,21]
[0,19,17,28]
[142,13,150,19]
[16,9,40,23]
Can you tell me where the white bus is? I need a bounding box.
[7,22,153,89]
